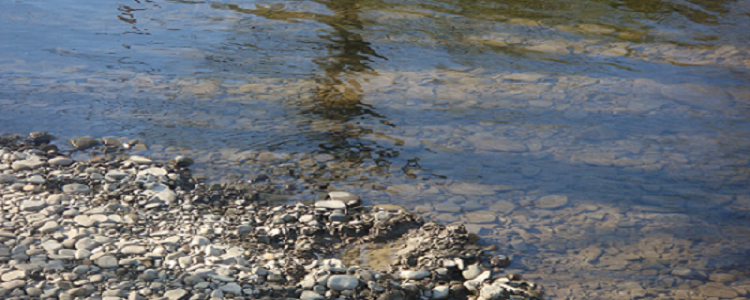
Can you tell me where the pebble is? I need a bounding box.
[69,137,100,150]
[400,270,431,280]
[315,200,347,210]
[462,264,483,280]
[300,290,324,300]
[39,221,59,233]
[20,199,47,212]
[122,245,147,255]
[105,170,129,181]
[432,285,449,299]
[464,212,497,224]
[164,289,187,300]
[0,173,14,183]
[1,270,27,281]
[0,132,553,300]
[1,280,27,290]
[219,283,242,294]
[327,275,359,291]
[128,156,153,165]
[708,273,737,283]
[49,157,74,166]
[96,255,119,268]
[74,215,95,227]
[63,183,90,194]
[536,195,568,209]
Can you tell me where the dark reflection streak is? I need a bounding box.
[214,1,401,169]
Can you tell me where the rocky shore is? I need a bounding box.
[0,133,543,300]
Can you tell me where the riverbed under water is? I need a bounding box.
[2,0,750,298]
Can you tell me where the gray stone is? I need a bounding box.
[432,285,449,300]
[164,288,187,300]
[0,174,15,183]
[399,270,431,280]
[26,175,45,184]
[122,245,147,255]
[329,213,348,222]
[479,284,507,300]
[536,195,568,209]
[21,200,47,212]
[191,236,210,247]
[141,269,159,281]
[12,159,44,171]
[1,270,27,281]
[1,280,26,290]
[219,283,242,295]
[236,225,252,236]
[26,286,43,296]
[464,212,497,224]
[327,275,359,291]
[69,137,99,150]
[708,273,737,283]
[39,221,60,234]
[49,157,74,166]
[128,156,153,165]
[42,240,62,253]
[671,268,695,277]
[75,237,100,250]
[447,182,509,196]
[174,156,194,167]
[435,202,462,213]
[699,283,739,298]
[300,290,324,300]
[74,215,95,227]
[468,133,528,152]
[315,200,346,210]
[96,255,118,268]
[105,170,129,182]
[63,183,90,194]
[75,249,92,259]
[462,264,483,280]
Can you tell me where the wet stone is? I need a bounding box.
[709,273,737,283]
[699,283,739,298]
[462,264,483,280]
[435,202,462,213]
[465,212,497,224]
[69,137,100,150]
[536,195,568,209]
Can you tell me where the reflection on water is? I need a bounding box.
[2,0,750,298]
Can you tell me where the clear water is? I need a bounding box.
[2,0,750,298]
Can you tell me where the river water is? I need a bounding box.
[2,0,750,298]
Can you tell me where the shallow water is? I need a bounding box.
[2,0,750,298]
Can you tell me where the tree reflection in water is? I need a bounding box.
[214,0,402,175]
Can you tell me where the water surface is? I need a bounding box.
[2,0,750,298]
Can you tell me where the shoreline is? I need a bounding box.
[0,133,542,300]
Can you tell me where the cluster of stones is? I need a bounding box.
[0,133,544,300]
